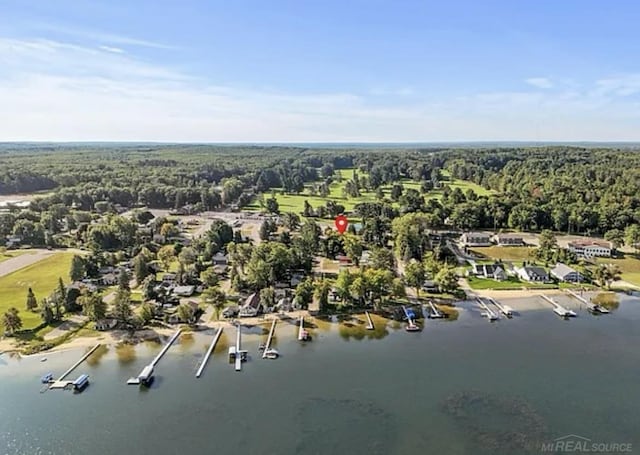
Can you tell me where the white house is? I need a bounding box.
[471,263,507,281]
[567,240,611,258]
[491,233,524,246]
[239,292,262,317]
[550,263,583,282]
[516,266,550,282]
[460,232,492,247]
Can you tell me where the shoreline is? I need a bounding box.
[0,288,627,357]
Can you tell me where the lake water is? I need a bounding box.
[2,295,640,455]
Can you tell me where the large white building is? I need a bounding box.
[567,240,612,258]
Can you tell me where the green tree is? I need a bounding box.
[604,229,625,250]
[343,234,363,266]
[404,260,425,297]
[70,255,85,281]
[118,268,131,291]
[202,286,227,320]
[594,264,621,289]
[624,225,640,253]
[79,293,107,322]
[259,287,276,309]
[113,289,133,324]
[391,277,406,300]
[2,307,22,335]
[41,300,55,324]
[26,287,37,311]
[294,277,314,309]
[133,253,150,284]
[313,279,331,313]
[435,266,459,293]
[200,267,220,288]
[139,302,155,325]
[158,245,176,270]
[176,302,196,324]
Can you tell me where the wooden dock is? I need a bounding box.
[564,289,609,314]
[128,329,182,385]
[235,324,243,371]
[262,320,277,359]
[427,301,444,319]
[195,327,223,378]
[487,297,513,317]
[402,306,420,330]
[298,316,310,341]
[364,311,375,330]
[476,298,499,321]
[540,294,576,317]
[49,343,101,389]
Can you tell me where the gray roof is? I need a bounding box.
[523,266,548,277]
[551,263,578,278]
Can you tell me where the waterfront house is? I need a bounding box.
[491,233,525,246]
[459,232,492,247]
[212,252,228,266]
[95,318,117,331]
[567,240,612,258]
[239,292,262,317]
[100,273,118,286]
[471,263,507,281]
[550,263,583,282]
[173,285,195,297]
[516,266,550,283]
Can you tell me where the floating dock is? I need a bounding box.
[128,329,182,385]
[298,316,310,340]
[564,289,609,314]
[195,327,223,378]
[539,294,577,318]
[426,301,444,319]
[262,319,278,359]
[364,311,375,330]
[487,297,513,317]
[402,306,420,331]
[230,324,248,371]
[48,343,101,389]
[476,298,499,321]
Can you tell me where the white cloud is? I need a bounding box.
[0,37,639,142]
[98,45,125,54]
[525,77,554,89]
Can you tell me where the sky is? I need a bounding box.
[1,0,640,142]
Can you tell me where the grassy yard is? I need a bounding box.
[467,275,557,290]
[0,252,75,330]
[595,254,640,286]
[469,246,536,262]
[247,167,497,215]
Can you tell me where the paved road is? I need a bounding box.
[0,250,56,278]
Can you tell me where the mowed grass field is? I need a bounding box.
[596,254,640,286]
[0,253,74,330]
[248,168,495,215]
[469,246,536,262]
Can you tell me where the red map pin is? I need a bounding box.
[335,215,348,234]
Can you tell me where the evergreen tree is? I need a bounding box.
[26,287,37,311]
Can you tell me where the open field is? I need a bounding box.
[595,254,640,286]
[469,246,536,262]
[247,168,497,215]
[0,252,74,330]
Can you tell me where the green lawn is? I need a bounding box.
[440,169,495,197]
[595,254,640,287]
[469,246,535,262]
[247,167,496,215]
[0,253,75,330]
[467,276,557,290]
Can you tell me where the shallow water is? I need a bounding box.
[2,295,640,455]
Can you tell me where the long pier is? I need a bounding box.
[128,329,182,385]
[235,324,243,371]
[539,294,576,318]
[49,343,101,389]
[364,311,375,330]
[298,316,309,340]
[476,298,498,321]
[195,327,223,378]
[564,289,609,314]
[487,297,513,317]
[262,319,277,358]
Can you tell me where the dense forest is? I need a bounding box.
[2,144,640,246]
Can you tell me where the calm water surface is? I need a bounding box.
[2,295,640,455]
